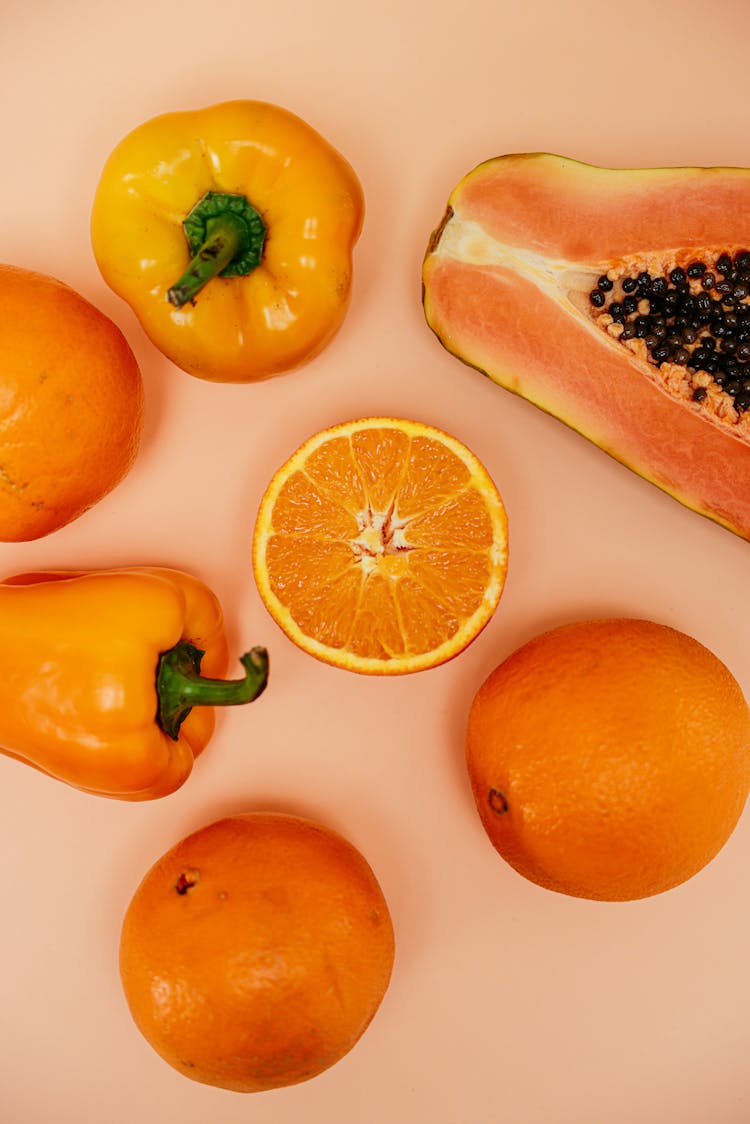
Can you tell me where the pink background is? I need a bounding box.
[3,2,750,1121]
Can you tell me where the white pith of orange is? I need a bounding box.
[252,417,509,674]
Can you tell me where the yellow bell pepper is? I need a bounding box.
[0,567,268,800]
[90,100,364,383]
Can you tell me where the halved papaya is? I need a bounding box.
[422,152,750,540]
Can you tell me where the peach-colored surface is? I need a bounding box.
[2,2,750,1122]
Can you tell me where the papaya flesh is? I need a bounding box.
[422,152,750,541]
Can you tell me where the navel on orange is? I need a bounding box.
[0,265,143,540]
[466,619,750,901]
[119,813,395,1093]
[252,417,508,674]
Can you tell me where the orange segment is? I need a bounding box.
[396,435,472,518]
[303,436,367,515]
[270,472,360,538]
[265,537,363,651]
[348,572,405,660]
[407,489,497,548]
[350,426,410,511]
[252,417,509,674]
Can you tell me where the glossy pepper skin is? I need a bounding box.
[0,568,268,800]
[90,100,364,383]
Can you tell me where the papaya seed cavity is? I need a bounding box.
[587,247,750,427]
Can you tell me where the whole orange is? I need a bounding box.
[0,265,143,540]
[465,619,750,901]
[119,813,395,1092]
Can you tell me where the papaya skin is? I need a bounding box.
[422,152,750,541]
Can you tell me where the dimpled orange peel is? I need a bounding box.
[119,812,395,1092]
[0,264,143,540]
[466,618,750,901]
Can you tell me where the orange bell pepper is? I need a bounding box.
[90,99,364,383]
[0,567,268,800]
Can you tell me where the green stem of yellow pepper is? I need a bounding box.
[156,640,269,739]
[167,191,267,307]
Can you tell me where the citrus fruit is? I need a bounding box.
[0,264,143,540]
[465,618,750,901]
[119,812,395,1092]
[252,417,508,674]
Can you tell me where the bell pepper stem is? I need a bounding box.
[156,640,269,740]
[167,214,248,307]
[167,190,267,307]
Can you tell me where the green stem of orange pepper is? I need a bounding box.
[166,191,267,307]
[157,640,269,739]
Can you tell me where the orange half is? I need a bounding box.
[252,417,508,674]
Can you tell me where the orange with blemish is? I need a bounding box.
[119,813,395,1092]
[466,618,750,901]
